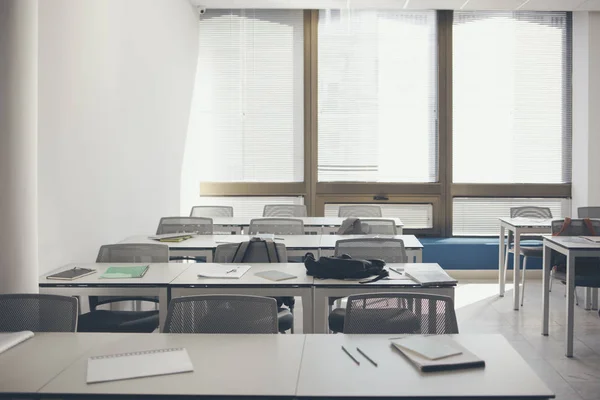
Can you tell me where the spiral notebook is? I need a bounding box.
[86,347,194,384]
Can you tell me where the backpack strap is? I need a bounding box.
[232,241,251,262]
[553,217,572,236]
[263,239,280,262]
[359,270,389,284]
[583,218,597,236]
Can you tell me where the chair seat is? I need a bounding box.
[277,308,294,333]
[328,307,420,333]
[78,310,159,333]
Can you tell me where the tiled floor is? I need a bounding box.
[293,280,600,400]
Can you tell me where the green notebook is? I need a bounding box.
[100,265,149,279]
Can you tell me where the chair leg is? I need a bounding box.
[549,269,554,292]
[520,256,527,307]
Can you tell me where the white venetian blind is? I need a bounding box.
[453,12,571,184]
[196,196,304,218]
[192,10,304,182]
[317,10,438,183]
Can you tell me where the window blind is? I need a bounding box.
[324,203,433,229]
[192,10,304,183]
[453,12,571,184]
[197,196,304,218]
[453,197,569,236]
[317,10,438,183]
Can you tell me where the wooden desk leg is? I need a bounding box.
[542,245,551,336]
[566,251,575,357]
[499,225,506,297]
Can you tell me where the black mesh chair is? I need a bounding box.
[0,294,78,332]
[156,217,213,235]
[359,219,398,235]
[190,206,234,218]
[248,218,304,235]
[507,206,553,306]
[163,295,278,334]
[338,205,382,218]
[550,219,600,305]
[578,207,600,218]
[263,204,307,217]
[343,293,459,334]
[77,243,169,333]
[213,241,294,333]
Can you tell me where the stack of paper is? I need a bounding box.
[391,336,484,372]
[197,264,251,279]
[0,331,34,355]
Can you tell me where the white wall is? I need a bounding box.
[38,0,199,273]
[572,11,600,216]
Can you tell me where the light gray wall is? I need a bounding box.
[38,0,199,273]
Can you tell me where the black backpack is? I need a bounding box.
[304,252,389,283]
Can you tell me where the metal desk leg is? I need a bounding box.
[415,250,423,263]
[566,251,576,357]
[301,289,314,334]
[542,244,551,336]
[312,289,329,334]
[499,224,506,297]
[593,288,599,310]
[513,228,521,311]
[159,287,169,332]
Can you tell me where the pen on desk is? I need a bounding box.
[341,345,360,365]
[226,268,237,274]
[356,347,378,367]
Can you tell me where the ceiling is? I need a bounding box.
[193,0,600,11]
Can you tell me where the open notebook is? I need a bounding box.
[197,264,251,279]
[0,331,34,355]
[87,347,194,384]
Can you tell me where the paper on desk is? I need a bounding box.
[0,331,34,355]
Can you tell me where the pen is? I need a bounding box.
[341,345,360,365]
[226,268,237,274]
[356,347,378,367]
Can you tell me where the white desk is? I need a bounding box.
[39,263,190,329]
[312,263,456,334]
[297,334,554,399]
[170,263,314,333]
[39,333,305,398]
[211,216,404,235]
[319,234,423,263]
[542,235,600,357]
[498,217,553,310]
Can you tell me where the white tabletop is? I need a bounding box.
[296,334,554,399]
[499,217,554,228]
[0,333,121,394]
[40,263,190,286]
[120,235,323,250]
[170,263,313,286]
[543,235,600,250]
[319,234,423,249]
[39,333,305,397]
[211,217,404,227]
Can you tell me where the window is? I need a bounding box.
[189,10,304,183]
[453,197,569,236]
[324,203,433,229]
[196,196,304,218]
[317,10,438,183]
[453,12,571,184]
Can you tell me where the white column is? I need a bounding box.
[0,0,39,293]
[572,12,600,216]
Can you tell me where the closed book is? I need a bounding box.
[46,267,96,281]
[391,336,485,372]
[254,270,297,281]
[100,265,149,279]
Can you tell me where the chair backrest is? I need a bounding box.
[263,204,307,218]
[551,218,600,236]
[248,218,304,235]
[0,294,78,332]
[338,205,382,218]
[343,293,458,334]
[190,206,234,218]
[334,238,408,263]
[359,219,397,235]
[578,207,600,218]
[510,206,553,219]
[214,241,288,263]
[163,295,278,334]
[156,217,213,235]
[96,243,169,263]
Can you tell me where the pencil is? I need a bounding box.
[356,347,378,367]
[341,345,360,365]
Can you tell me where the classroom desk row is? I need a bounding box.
[40,263,454,334]
[120,234,424,263]
[210,216,404,234]
[0,333,554,399]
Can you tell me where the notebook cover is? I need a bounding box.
[46,268,96,281]
[254,270,297,281]
[100,265,149,279]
